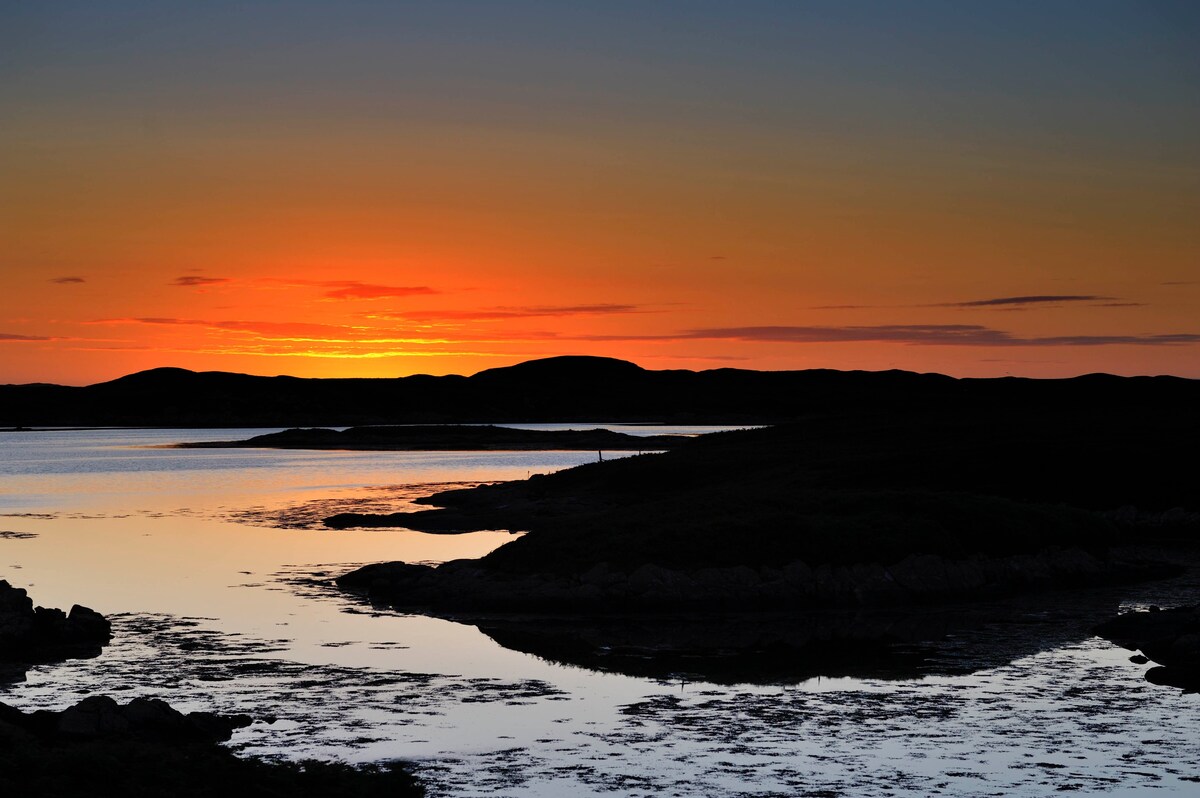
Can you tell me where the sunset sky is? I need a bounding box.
[3,1,1198,385]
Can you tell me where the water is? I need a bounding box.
[2,427,1199,796]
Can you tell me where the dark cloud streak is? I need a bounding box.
[1,333,52,341]
[397,304,642,321]
[809,295,1128,310]
[318,282,436,300]
[171,276,229,287]
[941,295,1113,307]
[578,324,1200,347]
[680,325,1200,347]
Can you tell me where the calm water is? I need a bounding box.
[2,427,1198,797]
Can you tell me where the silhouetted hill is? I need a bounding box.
[1,357,1198,427]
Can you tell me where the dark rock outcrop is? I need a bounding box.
[1094,604,1200,691]
[0,696,251,745]
[0,697,425,797]
[0,581,111,676]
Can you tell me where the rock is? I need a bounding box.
[54,695,132,738]
[1143,632,1200,670]
[0,581,112,669]
[3,696,252,745]
[1095,604,1200,691]
[67,605,111,642]
[1145,666,1200,692]
[1094,604,1200,652]
[336,561,434,590]
[0,581,36,642]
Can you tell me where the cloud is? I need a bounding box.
[171,276,229,287]
[98,317,353,337]
[88,317,220,327]
[573,324,1200,348]
[49,276,85,284]
[394,303,643,322]
[1,332,52,341]
[86,316,459,347]
[316,281,436,300]
[1017,333,1200,346]
[94,316,361,335]
[670,325,1200,347]
[679,325,1017,345]
[809,295,1127,311]
[940,295,1113,308]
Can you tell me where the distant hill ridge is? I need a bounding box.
[1,355,1197,427]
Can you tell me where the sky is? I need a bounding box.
[2,1,1198,385]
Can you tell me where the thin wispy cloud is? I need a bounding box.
[49,276,86,284]
[394,304,643,322]
[939,295,1114,308]
[673,325,1200,347]
[1,332,52,341]
[316,281,436,300]
[95,317,359,337]
[87,316,454,346]
[171,276,229,287]
[574,324,1200,348]
[808,294,1129,311]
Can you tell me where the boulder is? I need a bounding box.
[0,581,111,666]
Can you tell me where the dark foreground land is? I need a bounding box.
[0,696,424,798]
[1,584,425,797]
[177,424,683,451]
[334,387,1200,611]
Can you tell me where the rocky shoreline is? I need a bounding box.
[1095,603,1200,691]
[0,695,251,745]
[0,696,424,797]
[337,545,1181,612]
[0,578,427,796]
